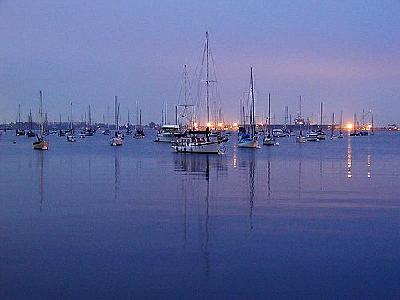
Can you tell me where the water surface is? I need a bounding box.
[1,132,399,299]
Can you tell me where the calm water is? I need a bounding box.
[1,131,399,299]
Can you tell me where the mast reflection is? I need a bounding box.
[367,154,372,178]
[174,154,211,277]
[248,152,256,231]
[266,159,271,200]
[39,151,44,212]
[347,137,352,179]
[114,149,120,201]
[367,141,372,178]
[298,148,303,200]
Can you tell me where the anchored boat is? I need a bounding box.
[33,91,49,150]
[238,67,260,149]
[172,128,223,154]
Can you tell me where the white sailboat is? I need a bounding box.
[66,102,76,142]
[330,112,336,140]
[16,104,25,136]
[110,96,123,146]
[263,93,278,146]
[172,33,226,154]
[33,90,49,150]
[317,102,326,140]
[238,67,260,149]
[296,96,307,143]
[133,107,145,139]
[338,111,344,138]
[172,128,224,154]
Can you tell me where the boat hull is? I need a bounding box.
[238,140,260,148]
[33,140,49,150]
[110,137,123,146]
[67,135,76,142]
[263,138,276,146]
[296,136,307,143]
[154,134,177,143]
[172,142,223,154]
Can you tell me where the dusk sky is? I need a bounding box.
[1,0,399,125]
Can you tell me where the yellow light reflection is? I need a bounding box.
[347,138,352,178]
[367,154,371,178]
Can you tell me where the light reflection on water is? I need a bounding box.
[1,132,400,299]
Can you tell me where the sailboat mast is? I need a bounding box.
[114,96,118,132]
[107,104,110,129]
[250,67,255,136]
[18,104,21,130]
[299,96,302,118]
[340,111,343,133]
[320,102,323,128]
[268,93,271,128]
[184,64,187,104]
[39,91,43,136]
[29,109,32,130]
[353,113,357,133]
[175,105,178,125]
[331,112,335,137]
[284,106,288,130]
[139,109,142,129]
[206,31,210,124]
[117,103,120,131]
[70,102,73,131]
[136,101,139,128]
[371,113,374,133]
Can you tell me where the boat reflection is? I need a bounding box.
[367,142,372,178]
[266,159,271,200]
[114,149,120,201]
[174,154,212,277]
[248,152,255,231]
[36,151,45,212]
[174,153,226,179]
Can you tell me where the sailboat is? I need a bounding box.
[330,112,336,140]
[359,109,369,136]
[316,102,326,140]
[16,104,25,136]
[84,105,95,136]
[111,96,123,146]
[296,96,306,143]
[172,127,224,154]
[238,67,260,148]
[370,113,375,135]
[102,105,111,135]
[125,110,132,135]
[26,109,36,137]
[33,91,49,150]
[263,93,278,146]
[66,102,76,142]
[133,105,145,139]
[338,111,344,138]
[58,113,66,136]
[172,33,225,154]
[349,113,359,136]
